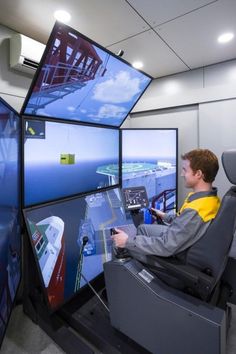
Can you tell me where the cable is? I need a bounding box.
[80,272,110,313]
[74,236,110,313]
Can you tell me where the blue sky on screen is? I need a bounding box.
[25,121,119,162]
[24,25,151,126]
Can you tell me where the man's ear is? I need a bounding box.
[195,169,203,179]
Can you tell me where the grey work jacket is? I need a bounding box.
[126,189,220,257]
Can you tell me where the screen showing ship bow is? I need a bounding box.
[23,188,135,311]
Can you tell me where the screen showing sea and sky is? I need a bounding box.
[22,22,152,127]
[0,97,21,346]
[122,129,177,212]
[24,119,119,206]
[24,188,135,311]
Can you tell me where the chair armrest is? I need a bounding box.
[130,251,215,301]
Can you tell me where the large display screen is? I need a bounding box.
[23,188,134,311]
[24,119,120,206]
[0,97,21,346]
[122,129,177,212]
[21,22,152,127]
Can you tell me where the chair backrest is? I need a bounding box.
[180,150,236,283]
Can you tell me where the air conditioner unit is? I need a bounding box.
[10,33,45,76]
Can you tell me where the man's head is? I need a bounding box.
[181,149,219,190]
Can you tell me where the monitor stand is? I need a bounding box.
[130,209,144,227]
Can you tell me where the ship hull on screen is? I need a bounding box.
[22,23,152,127]
[24,188,134,311]
[122,129,177,212]
[24,119,119,206]
[0,98,21,346]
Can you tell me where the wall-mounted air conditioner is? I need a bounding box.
[10,33,45,76]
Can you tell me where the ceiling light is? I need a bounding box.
[54,10,71,23]
[132,61,143,69]
[218,32,234,44]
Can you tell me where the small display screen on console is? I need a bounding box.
[122,186,149,210]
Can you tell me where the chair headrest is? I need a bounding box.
[222,150,236,184]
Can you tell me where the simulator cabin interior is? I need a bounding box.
[1,1,236,354]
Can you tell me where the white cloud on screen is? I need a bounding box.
[37,109,51,117]
[92,71,141,103]
[67,106,76,112]
[88,104,126,119]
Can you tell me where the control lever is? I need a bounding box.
[82,236,89,247]
[110,228,130,259]
[148,208,165,225]
[74,236,89,292]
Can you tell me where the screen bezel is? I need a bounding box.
[121,128,178,211]
[0,96,22,347]
[22,115,121,208]
[20,21,153,128]
[23,185,123,313]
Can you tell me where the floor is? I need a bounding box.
[1,305,64,354]
[1,303,236,354]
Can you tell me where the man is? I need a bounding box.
[112,149,220,257]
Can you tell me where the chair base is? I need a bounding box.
[104,258,227,354]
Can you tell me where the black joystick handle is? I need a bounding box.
[82,236,89,246]
[110,228,130,259]
[110,228,117,236]
[149,209,164,225]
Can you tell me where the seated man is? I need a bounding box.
[112,149,220,257]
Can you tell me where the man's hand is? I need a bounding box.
[150,208,166,219]
[111,228,128,248]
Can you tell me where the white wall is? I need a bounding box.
[133,59,236,112]
[199,99,236,197]
[129,59,236,205]
[0,24,32,112]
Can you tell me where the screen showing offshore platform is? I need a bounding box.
[24,119,119,206]
[122,129,177,212]
[21,22,152,127]
[23,188,134,311]
[0,97,21,346]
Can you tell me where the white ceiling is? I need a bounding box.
[0,0,236,78]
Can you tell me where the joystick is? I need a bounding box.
[82,236,89,246]
[110,228,130,259]
[110,228,117,236]
[148,208,165,225]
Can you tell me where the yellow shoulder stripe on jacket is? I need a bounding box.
[179,196,220,222]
